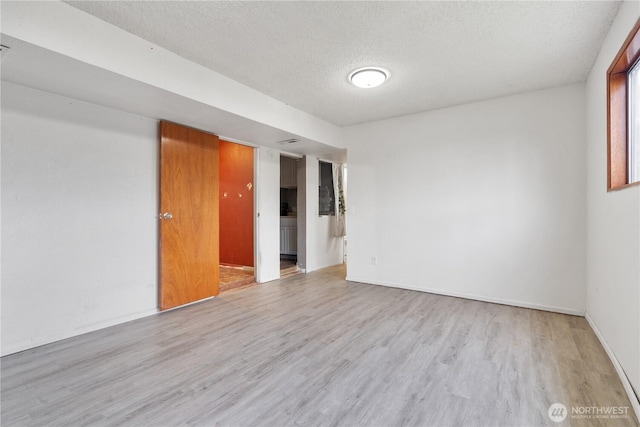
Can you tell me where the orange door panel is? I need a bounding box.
[219,140,254,267]
[159,121,220,310]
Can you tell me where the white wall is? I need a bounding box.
[301,156,344,272]
[296,157,308,271]
[256,147,281,283]
[1,82,159,355]
[344,84,587,314]
[585,0,640,396]
[0,81,293,354]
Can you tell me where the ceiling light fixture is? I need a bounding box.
[349,67,388,88]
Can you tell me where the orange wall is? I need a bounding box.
[219,140,254,267]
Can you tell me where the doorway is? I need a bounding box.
[158,124,259,308]
[219,140,256,292]
[280,155,300,276]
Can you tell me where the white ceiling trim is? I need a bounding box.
[1,1,343,152]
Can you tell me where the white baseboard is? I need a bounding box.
[345,276,584,316]
[585,313,640,423]
[1,308,159,357]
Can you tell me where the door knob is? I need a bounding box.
[163,212,173,220]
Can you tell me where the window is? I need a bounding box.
[607,19,640,190]
[319,161,335,215]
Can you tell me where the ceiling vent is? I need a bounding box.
[277,138,299,145]
[1,45,11,60]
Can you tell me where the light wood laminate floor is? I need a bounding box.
[2,265,638,426]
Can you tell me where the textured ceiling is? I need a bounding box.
[66,1,620,127]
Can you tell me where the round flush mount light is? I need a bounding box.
[349,67,388,88]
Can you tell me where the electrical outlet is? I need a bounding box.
[371,256,377,265]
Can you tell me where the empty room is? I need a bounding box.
[1,1,639,426]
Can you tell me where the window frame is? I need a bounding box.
[318,160,335,216]
[607,18,640,191]
[628,58,640,183]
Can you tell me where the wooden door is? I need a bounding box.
[159,121,219,311]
